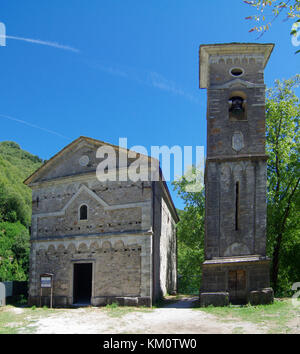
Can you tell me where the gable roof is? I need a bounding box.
[24,136,179,222]
[23,136,156,186]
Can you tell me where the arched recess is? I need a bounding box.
[47,245,56,253]
[57,244,66,253]
[114,240,125,249]
[102,241,112,250]
[67,243,77,253]
[90,241,99,252]
[232,163,244,180]
[78,243,88,253]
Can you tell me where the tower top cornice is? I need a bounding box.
[199,43,274,89]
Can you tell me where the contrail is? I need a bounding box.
[1,35,79,53]
[84,59,201,104]
[0,114,71,140]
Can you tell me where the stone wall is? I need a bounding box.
[152,182,177,301]
[201,259,271,304]
[208,54,265,87]
[29,173,154,306]
[31,179,152,240]
[207,86,266,157]
[27,139,178,307]
[205,159,267,259]
[202,261,270,293]
[28,234,152,307]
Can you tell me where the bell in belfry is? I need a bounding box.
[229,96,245,120]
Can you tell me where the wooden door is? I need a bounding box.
[228,270,246,304]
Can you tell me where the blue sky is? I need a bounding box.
[0,0,299,209]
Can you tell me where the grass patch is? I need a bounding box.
[0,305,65,334]
[232,326,245,334]
[194,299,300,334]
[0,307,26,334]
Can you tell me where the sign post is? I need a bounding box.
[40,273,53,308]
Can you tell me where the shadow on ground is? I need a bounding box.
[157,295,199,309]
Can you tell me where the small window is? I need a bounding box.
[79,205,88,220]
[235,182,240,231]
[230,67,244,77]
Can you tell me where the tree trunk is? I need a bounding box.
[271,178,300,293]
[271,232,283,292]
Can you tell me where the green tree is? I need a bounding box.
[0,141,42,281]
[0,141,43,227]
[173,169,205,294]
[266,75,300,295]
[0,221,30,281]
[0,182,29,226]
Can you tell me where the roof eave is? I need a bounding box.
[199,42,275,89]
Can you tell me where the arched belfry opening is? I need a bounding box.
[229,95,246,121]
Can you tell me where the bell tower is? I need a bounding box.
[199,43,274,306]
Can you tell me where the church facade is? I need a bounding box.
[25,136,178,307]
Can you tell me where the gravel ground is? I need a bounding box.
[21,297,263,334]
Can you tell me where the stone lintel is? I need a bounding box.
[206,154,268,163]
[203,255,270,267]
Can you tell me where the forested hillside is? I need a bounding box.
[0,141,43,281]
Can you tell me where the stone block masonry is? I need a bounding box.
[25,137,178,307]
[199,43,274,306]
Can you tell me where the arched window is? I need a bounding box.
[79,204,88,221]
[228,91,247,121]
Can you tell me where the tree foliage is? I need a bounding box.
[172,170,205,294]
[0,221,30,281]
[0,141,42,227]
[244,0,300,51]
[265,75,300,295]
[0,141,42,281]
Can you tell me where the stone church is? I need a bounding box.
[24,136,178,307]
[199,43,274,306]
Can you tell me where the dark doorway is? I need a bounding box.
[73,263,92,305]
[228,270,247,305]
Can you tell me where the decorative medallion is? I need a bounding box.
[79,155,89,167]
[232,131,244,152]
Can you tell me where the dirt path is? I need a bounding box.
[19,297,263,334]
